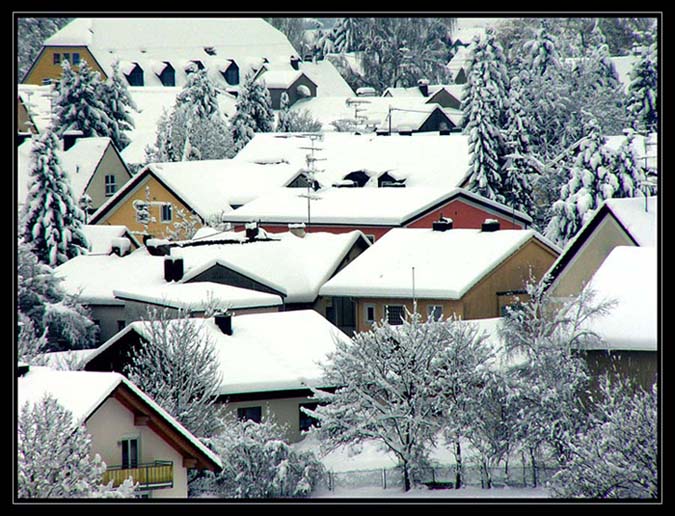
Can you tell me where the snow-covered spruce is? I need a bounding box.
[228,70,275,156]
[550,377,657,499]
[276,92,322,133]
[18,394,137,498]
[627,41,658,133]
[20,128,89,267]
[99,60,138,151]
[192,416,325,498]
[123,307,223,438]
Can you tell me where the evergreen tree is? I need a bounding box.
[53,60,112,138]
[18,394,137,498]
[229,71,275,155]
[462,29,510,203]
[545,118,618,247]
[330,17,369,53]
[17,17,72,81]
[100,60,138,151]
[627,42,658,133]
[612,130,652,198]
[21,128,89,267]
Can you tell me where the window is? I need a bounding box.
[134,200,149,223]
[42,78,53,85]
[117,320,126,332]
[160,204,173,223]
[299,403,319,433]
[365,234,375,244]
[385,304,405,326]
[223,63,239,85]
[104,175,117,196]
[53,53,61,64]
[237,406,262,423]
[63,53,70,63]
[72,52,81,65]
[427,305,443,321]
[364,304,376,325]
[120,437,139,469]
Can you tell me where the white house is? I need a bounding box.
[17,365,222,498]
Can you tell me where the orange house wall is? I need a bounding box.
[23,46,107,85]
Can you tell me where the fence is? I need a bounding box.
[325,464,558,491]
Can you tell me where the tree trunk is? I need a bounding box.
[403,462,411,492]
[530,446,538,488]
[454,440,463,489]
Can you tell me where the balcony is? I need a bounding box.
[103,460,174,490]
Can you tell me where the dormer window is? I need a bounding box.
[157,62,175,87]
[221,61,239,85]
[204,46,217,56]
[191,60,205,70]
[123,62,144,86]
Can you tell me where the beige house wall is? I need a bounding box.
[85,396,189,498]
[17,100,37,133]
[23,46,107,85]
[90,305,127,344]
[352,238,558,333]
[85,145,132,210]
[220,395,317,443]
[96,175,202,240]
[549,216,635,297]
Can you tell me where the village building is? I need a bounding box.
[319,224,560,334]
[382,81,464,110]
[17,365,222,498]
[81,310,350,443]
[81,224,141,255]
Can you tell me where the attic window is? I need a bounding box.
[204,46,217,56]
[385,305,405,326]
[222,62,239,86]
[378,172,406,188]
[123,63,144,86]
[342,171,370,188]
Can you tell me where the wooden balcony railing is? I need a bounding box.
[103,460,174,490]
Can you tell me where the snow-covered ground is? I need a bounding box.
[311,485,550,499]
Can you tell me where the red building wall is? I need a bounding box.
[232,198,527,242]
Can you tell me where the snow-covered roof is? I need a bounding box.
[451,26,486,45]
[580,246,657,351]
[176,229,369,303]
[609,55,639,93]
[446,45,473,75]
[88,310,351,395]
[258,69,308,89]
[233,131,470,190]
[604,196,658,246]
[17,136,115,206]
[17,84,56,134]
[320,228,559,299]
[53,246,281,308]
[42,18,298,89]
[383,83,464,102]
[17,365,222,468]
[81,225,139,254]
[286,95,463,132]
[298,60,355,97]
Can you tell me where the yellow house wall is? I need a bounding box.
[352,238,558,333]
[85,396,189,498]
[220,396,317,443]
[23,46,107,85]
[96,175,202,240]
[549,215,636,298]
[17,100,37,133]
[85,145,132,210]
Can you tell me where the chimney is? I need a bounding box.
[481,218,500,232]
[110,237,131,257]
[163,257,184,282]
[214,312,233,335]
[432,216,454,232]
[17,363,30,377]
[288,222,306,238]
[290,56,300,70]
[62,130,83,151]
[146,238,171,256]
[418,78,429,97]
[245,221,259,240]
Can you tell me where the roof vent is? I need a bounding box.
[111,237,131,257]
[432,216,454,231]
[245,221,260,240]
[481,219,500,232]
[288,222,306,238]
[214,312,233,335]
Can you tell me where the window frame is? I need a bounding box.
[237,406,262,423]
[72,52,81,65]
[160,203,173,223]
[120,436,140,469]
[299,402,319,433]
[52,53,61,65]
[364,303,376,325]
[104,174,117,196]
[384,304,405,326]
[426,304,443,321]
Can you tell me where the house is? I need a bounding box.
[223,186,533,243]
[446,44,473,84]
[81,224,141,255]
[88,158,301,240]
[17,365,222,498]
[21,18,298,89]
[319,224,560,334]
[576,246,658,391]
[17,95,38,143]
[258,69,318,108]
[545,196,657,297]
[18,134,133,214]
[81,310,351,443]
[53,244,284,343]
[382,81,465,110]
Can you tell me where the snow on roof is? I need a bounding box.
[17,84,56,133]
[609,55,639,93]
[320,228,558,299]
[82,225,138,254]
[91,310,350,395]
[146,158,301,213]
[17,365,222,467]
[17,136,112,206]
[53,246,278,308]
[257,69,306,89]
[233,131,470,190]
[446,45,472,74]
[604,196,658,246]
[113,281,283,311]
[580,246,657,351]
[177,230,369,303]
[451,26,486,45]
[298,59,355,97]
[287,95,463,132]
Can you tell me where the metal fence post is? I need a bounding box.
[382,468,386,490]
